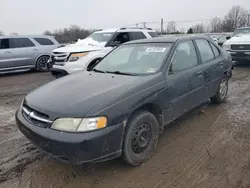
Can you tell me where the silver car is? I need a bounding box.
[0,35,59,73]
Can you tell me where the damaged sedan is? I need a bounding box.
[16,36,232,166]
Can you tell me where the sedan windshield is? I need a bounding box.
[86,32,114,42]
[94,43,172,75]
[233,28,250,36]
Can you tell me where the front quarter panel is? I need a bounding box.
[86,73,167,126]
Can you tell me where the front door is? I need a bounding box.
[164,40,205,122]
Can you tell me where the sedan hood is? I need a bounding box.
[25,72,148,119]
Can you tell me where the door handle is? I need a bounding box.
[219,62,224,66]
[5,51,11,54]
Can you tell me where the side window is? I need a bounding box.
[195,39,215,62]
[169,40,198,74]
[210,43,220,57]
[34,38,54,45]
[129,32,147,40]
[0,39,10,49]
[10,38,35,48]
[148,32,159,38]
[113,32,130,44]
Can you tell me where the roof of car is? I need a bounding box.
[124,35,212,45]
[95,27,156,33]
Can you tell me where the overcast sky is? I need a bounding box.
[0,0,249,34]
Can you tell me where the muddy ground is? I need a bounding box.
[0,67,250,188]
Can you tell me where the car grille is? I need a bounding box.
[22,104,52,128]
[51,52,69,65]
[231,44,250,51]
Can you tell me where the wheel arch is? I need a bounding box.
[127,103,164,133]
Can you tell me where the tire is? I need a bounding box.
[210,74,229,104]
[36,56,50,72]
[122,111,160,166]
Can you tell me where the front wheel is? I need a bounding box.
[210,75,229,104]
[122,111,159,166]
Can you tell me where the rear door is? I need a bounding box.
[194,39,225,98]
[0,38,17,69]
[9,37,37,68]
[164,40,205,122]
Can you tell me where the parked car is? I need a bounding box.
[223,27,250,62]
[217,34,232,47]
[0,35,59,73]
[16,36,232,166]
[48,27,159,78]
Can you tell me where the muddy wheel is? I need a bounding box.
[122,111,159,166]
[36,56,50,72]
[210,75,229,104]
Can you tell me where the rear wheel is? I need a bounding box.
[36,56,50,72]
[122,111,159,166]
[210,75,229,104]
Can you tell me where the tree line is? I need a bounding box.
[165,5,249,34]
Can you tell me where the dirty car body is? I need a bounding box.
[16,36,233,165]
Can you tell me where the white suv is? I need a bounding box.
[49,28,159,78]
[222,27,250,62]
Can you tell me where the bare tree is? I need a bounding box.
[44,25,93,43]
[0,31,4,36]
[43,30,53,36]
[209,17,222,32]
[192,23,205,33]
[166,21,177,34]
[221,5,248,32]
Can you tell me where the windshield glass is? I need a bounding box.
[86,32,114,42]
[94,43,172,75]
[233,28,250,36]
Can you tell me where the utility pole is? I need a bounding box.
[143,22,147,28]
[161,18,164,35]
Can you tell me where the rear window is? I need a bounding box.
[10,38,35,48]
[34,38,54,45]
[148,32,159,38]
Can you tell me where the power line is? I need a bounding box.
[125,18,213,27]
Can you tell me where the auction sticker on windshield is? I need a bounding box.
[145,47,166,53]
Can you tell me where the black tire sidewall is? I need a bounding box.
[218,75,229,102]
[122,111,159,166]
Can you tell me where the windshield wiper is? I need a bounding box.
[92,68,106,73]
[106,71,136,76]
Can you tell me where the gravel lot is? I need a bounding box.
[0,67,250,188]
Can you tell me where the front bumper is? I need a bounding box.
[227,51,250,61]
[15,109,124,165]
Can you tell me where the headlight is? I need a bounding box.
[68,52,89,62]
[222,44,230,51]
[51,117,107,132]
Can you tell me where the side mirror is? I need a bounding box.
[226,36,231,40]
